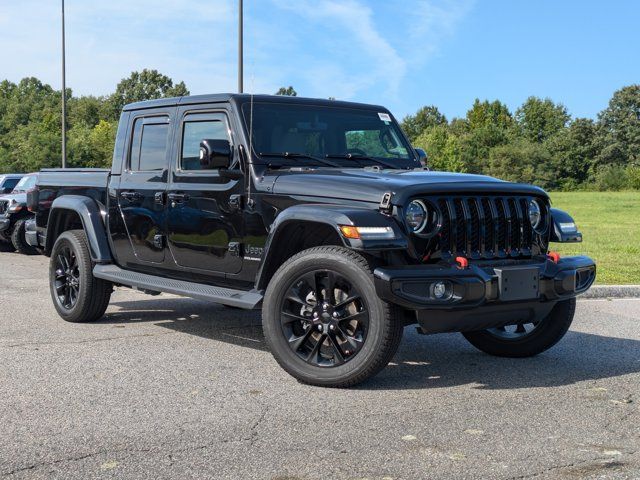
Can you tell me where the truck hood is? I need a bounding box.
[0,192,26,204]
[268,168,547,204]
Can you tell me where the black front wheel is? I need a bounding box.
[462,298,576,357]
[49,230,112,323]
[262,246,404,388]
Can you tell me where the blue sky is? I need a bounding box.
[1,0,638,120]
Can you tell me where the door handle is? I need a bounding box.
[167,193,189,207]
[120,191,142,201]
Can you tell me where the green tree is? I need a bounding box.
[275,86,297,96]
[594,84,640,168]
[516,96,570,143]
[545,117,597,187]
[488,140,554,188]
[466,99,513,130]
[106,69,189,118]
[401,105,447,142]
[414,125,465,172]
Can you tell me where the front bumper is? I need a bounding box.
[374,255,596,333]
[0,216,9,232]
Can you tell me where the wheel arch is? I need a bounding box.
[255,204,408,291]
[45,195,112,263]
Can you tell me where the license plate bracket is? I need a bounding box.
[495,266,540,301]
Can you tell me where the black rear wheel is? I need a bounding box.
[49,230,112,323]
[262,246,404,387]
[462,298,576,357]
[11,218,38,255]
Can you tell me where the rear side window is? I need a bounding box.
[129,118,169,171]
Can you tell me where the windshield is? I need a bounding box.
[242,102,418,169]
[13,175,36,192]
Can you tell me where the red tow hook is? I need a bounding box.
[455,256,469,269]
[547,251,560,264]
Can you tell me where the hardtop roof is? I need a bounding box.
[123,93,388,113]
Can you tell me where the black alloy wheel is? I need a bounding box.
[280,269,369,367]
[53,245,81,310]
[262,246,404,388]
[49,230,112,323]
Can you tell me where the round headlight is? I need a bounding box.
[528,199,543,231]
[405,200,427,233]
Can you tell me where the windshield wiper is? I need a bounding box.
[259,152,342,168]
[325,153,399,169]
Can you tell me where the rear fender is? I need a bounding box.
[45,195,112,263]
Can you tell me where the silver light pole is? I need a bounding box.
[61,0,67,168]
[238,0,243,93]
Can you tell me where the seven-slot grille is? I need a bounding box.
[432,196,540,259]
[0,200,7,215]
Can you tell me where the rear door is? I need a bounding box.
[117,112,173,264]
[165,108,244,275]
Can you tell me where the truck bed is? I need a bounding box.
[35,168,111,229]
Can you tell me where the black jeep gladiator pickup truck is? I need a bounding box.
[33,94,595,387]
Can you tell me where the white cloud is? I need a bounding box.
[407,0,475,60]
[0,0,473,108]
[272,0,406,98]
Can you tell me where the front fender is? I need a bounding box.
[45,195,113,263]
[255,204,409,290]
[550,208,582,243]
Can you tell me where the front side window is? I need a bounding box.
[130,118,169,171]
[181,119,228,171]
[241,103,417,168]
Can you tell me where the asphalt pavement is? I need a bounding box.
[0,253,638,479]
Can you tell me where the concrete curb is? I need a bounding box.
[581,285,640,299]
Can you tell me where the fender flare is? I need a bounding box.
[45,195,113,263]
[549,208,582,243]
[255,204,408,290]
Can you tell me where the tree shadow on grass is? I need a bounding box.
[105,297,640,390]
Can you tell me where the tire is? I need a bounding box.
[462,298,576,357]
[11,218,38,255]
[0,227,13,245]
[49,229,113,323]
[0,237,15,252]
[262,246,404,388]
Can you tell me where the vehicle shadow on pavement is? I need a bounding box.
[366,330,640,391]
[106,297,267,351]
[106,297,640,391]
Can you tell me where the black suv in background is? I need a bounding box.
[0,173,39,254]
[32,94,595,387]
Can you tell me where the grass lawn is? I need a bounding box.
[549,191,640,285]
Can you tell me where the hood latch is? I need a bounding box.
[379,192,393,214]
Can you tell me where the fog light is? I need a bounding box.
[432,281,447,299]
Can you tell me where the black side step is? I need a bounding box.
[93,264,263,309]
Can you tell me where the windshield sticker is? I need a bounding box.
[378,112,391,122]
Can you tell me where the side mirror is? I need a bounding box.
[199,139,232,170]
[414,148,428,167]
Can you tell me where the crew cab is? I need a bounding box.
[33,94,595,387]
